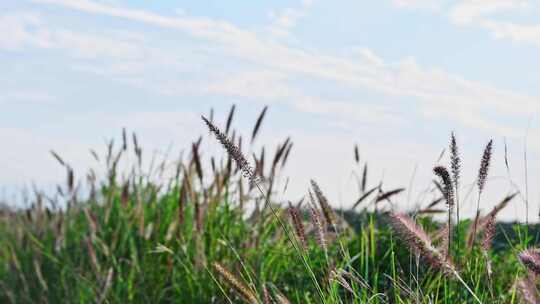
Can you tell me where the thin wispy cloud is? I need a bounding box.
[393,0,540,46]
[23,0,539,129]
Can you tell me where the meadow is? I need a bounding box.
[1,106,539,303]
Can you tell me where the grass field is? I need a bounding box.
[1,107,539,303]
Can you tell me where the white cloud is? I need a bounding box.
[481,19,540,45]
[393,0,540,46]
[447,0,540,46]
[291,97,407,126]
[357,48,384,66]
[448,0,529,25]
[266,0,314,38]
[0,90,56,105]
[392,0,448,11]
[25,0,540,138]
[0,12,145,59]
[200,69,406,126]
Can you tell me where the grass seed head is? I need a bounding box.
[310,180,335,226]
[288,205,308,250]
[433,166,454,208]
[516,278,539,304]
[481,215,496,252]
[308,191,327,252]
[201,116,259,185]
[450,132,461,192]
[477,139,493,195]
[518,249,540,276]
[389,213,456,275]
[212,262,258,304]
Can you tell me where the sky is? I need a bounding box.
[1,0,539,221]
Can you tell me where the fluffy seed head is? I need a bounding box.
[477,139,493,195]
[212,262,258,304]
[330,269,355,294]
[288,205,308,250]
[262,285,271,304]
[389,213,455,275]
[308,191,327,252]
[481,216,496,252]
[518,249,540,275]
[516,278,539,304]
[433,166,454,207]
[310,180,335,226]
[450,132,461,191]
[202,116,259,185]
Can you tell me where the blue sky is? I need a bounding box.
[1,0,539,220]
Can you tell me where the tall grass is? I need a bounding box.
[0,105,538,303]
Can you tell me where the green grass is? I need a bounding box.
[0,119,537,303]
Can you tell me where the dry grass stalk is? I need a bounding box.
[257,147,265,178]
[274,288,292,304]
[352,185,379,210]
[467,193,515,249]
[477,193,517,230]
[121,128,127,151]
[375,188,405,204]
[191,142,204,185]
[33,259,48,292]
[436,223,450,259]
[194,235,206,269]
[280,142,293,169]
[433,180,444,198]
[85,236,101,275]
[120,182,129,208]
[84,208,99,236]
[361,163,368,192]
[251,106,268,144]
[144,222,154,240]
[132,132,142,166]
[178,177,188,227]
[97,267,114,304]
[271,138,290,175]
[467,210,481,250]
[212,262,258,304]
[165,220,178,242]
[417,208,446,215]
[225,104,236,135]
[50,150,66,167]
[194,200,202,232]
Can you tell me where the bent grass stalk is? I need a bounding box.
[389,213,482,304]
[202,115,326,302]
